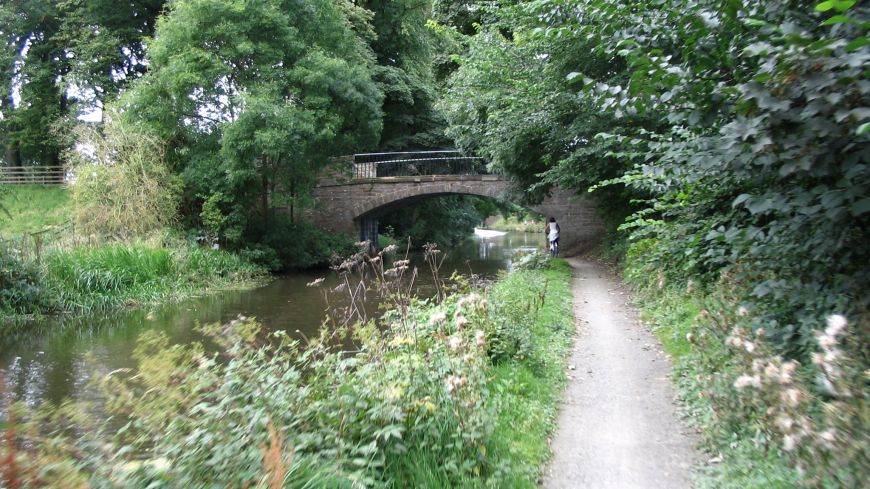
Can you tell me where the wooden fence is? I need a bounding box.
[0,166,68,185]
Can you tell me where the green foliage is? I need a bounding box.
[0,0,163,167]
[0,185,71,238]
[511,250,551,271]
[122,0,383,237]
[0,247,47,315]
[0,237,263,318]
[362,0,450,150]
[246,214,356,271]
[524,0,870,355]
[8,257,574,488]
[66,115,182,239]
[379,195,488,248]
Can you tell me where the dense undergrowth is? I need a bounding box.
[0,249,573,488]
[618,239,868,488]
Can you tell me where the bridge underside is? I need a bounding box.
[308,175,604,255]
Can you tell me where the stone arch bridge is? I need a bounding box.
[308,151,604,254]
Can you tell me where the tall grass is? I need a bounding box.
[0,185,71,238]
[1,238,265,318]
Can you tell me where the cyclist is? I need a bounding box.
[545,217,560,257]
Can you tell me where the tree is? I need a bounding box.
[121,0,383,237]
[444,0,870,354]
[0,0,164,167]
[361,0,450,150]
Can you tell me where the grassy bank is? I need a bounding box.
[0,185,72,238]
[4,254,574,487]
[1,186,266,322]
[1,233,265,322]
[629,283,803,487]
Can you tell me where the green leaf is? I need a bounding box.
[845,36,869,52]
[852,198,870,215]
[857,122,870,135]
[821,14,850,25]
[815,1,836,12]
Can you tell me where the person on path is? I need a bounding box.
[545,217,560,256]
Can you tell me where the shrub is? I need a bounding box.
[66,114,182,239]
[249,214,355,271]
[0,247,47,315]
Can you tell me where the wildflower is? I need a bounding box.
[811,352,823,366]
[455,315,469,329]
[369,255,381,264]
[122,460,143,473]
[395,259,410,267]
[817,334,836,350]
[755,328,765,338]
[825,314,847,337]
[727,336,743,348]
[783,434,797,452]
[147,457,171,472]
[775,416,795,431]
[447,335,464,350]
[782,388,802,408]
[780,361,797,382]
[475,330,486,347]
[734,375,760,390]
[429,312,447,326]
[382,244,399,254]
[737,306,749,317]
[333,282,347,293]
[306,277,325,287]
[445,375,466,393]
[744,341,756,353]
[819,428,836,448]
[764,363,780,382]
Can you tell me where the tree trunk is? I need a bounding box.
[289,180,296,224]
[262,173,270,233]
[4,141,21,168]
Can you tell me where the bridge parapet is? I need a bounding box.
[351,150,489,179]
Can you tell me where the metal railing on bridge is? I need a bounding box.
[352,150,488,179]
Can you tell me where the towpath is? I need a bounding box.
[543,258,698,489]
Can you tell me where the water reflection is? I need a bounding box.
[0,230,545,414]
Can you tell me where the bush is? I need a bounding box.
[249,214,355,271]
[0,247,47,315]
[44,244,175,310]
[66,114,182,239]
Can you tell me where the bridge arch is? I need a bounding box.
[310,175,603,255]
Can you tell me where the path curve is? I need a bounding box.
[543,258,698,489]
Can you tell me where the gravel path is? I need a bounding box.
[543,258,698,489]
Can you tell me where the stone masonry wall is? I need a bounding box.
[307,175,604,255]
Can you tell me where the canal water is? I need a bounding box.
[0,230,543,412]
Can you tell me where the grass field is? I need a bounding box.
[0,185,72,237]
